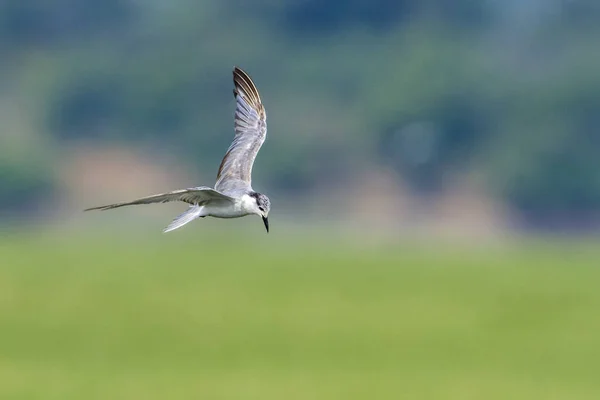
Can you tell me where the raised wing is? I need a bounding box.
[215,67,267,192]
[84,187,234,211]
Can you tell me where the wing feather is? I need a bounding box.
[215,67,267,192]
[84,187,233,211]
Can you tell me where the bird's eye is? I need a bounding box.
[258,207,264,212]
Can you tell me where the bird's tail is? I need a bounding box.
[163,206,204,233]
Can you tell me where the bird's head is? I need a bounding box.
[250,192,270,232]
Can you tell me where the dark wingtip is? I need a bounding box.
[233,66,244,80]
[83,205,112,212]
[232,66,262,107]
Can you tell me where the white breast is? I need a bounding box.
[204,194,255,219]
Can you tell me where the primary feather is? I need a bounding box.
[215,67,267,193]
[84,187,234,211]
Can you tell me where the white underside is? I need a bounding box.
[203,203,252,218]
[162,195,256,233]
[205,194,256,218]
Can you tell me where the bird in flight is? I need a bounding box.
[85,67,271,233]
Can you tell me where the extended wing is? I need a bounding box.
[84,187,234,211]
[215,67,267,193]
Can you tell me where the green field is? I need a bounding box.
[1,229,599,399]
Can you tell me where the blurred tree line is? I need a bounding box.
[1,0,600,227]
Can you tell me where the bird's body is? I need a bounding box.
[85,67,271,233]
[194,193,262,219]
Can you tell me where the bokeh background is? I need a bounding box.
[1,1,599,398]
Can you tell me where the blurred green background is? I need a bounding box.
[1,0,600,398]
[1,231,599,399]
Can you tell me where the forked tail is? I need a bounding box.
[163,206,204,233]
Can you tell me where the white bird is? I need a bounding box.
[85,67,271,233]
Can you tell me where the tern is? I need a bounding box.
[85,67,271,233]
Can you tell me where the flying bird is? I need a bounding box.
[85,67,271,233]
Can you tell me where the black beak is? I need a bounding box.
[262,216,269,233]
